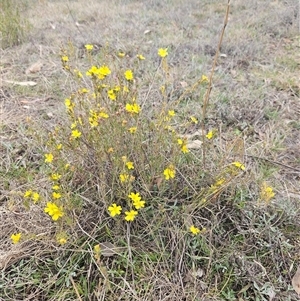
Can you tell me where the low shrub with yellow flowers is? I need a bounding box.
[16,44,275,250]
[8,42,283,301]
[45,47,196,229]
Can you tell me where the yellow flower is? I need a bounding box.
[44,202,64,221]
[108,203,122,217]
[126,161,134,170]
[89,118,98,128]
[177,138,183,145]
[163,165,176,180]
[74,69,83,78]
[108,89,116,100]
[125,103,141,114]
[201,75,209,83]
[168,110,175,117]
[56,144,62,150]
[177,139,189,153]
[32,192,40,203]
[56,233,68,245]
[190,116,198,124]
[260,182,275,203]
[158,48,168,58]
[125,210,138,222]
[61,55,69,62]
[52,185,60,191]
[11,233,21,244]
[128,127,137,134]
[100,65,111,74]
[181,144,189,154]
[86,65,111,79]
[24,190,32,198]
[120,173,129,183]
[45,153,54,163]
[94,244,101,259]
[99,112,109,119]
[88,116,96,126]
[50,173,61,181]
[210,178,226,192]
[124,69,134,81]
[71,122,77,129]
[65,98,75,111]
[206,130,215,140]
[52,192,62,199]
[79,88,89,94]
[94,244,101,254]
[137,54,145,60]
[86,65,98,76]
[96,67,110,80]
[232,161,245,171]
[128,192,141,203]
[107,147,114,153]
[85,44,93,51]
[133,199,145,210]
[215,178,225,186]
[118,51,125,57]
[71,129,82,139]
[189,225,200,235]
[129,192,146,210]
[58,237,67,245]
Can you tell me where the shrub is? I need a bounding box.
[29,45,248,242]
[19,45,251,276]
[8,43,281,301]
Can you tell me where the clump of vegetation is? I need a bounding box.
[19,44,241,249]
[0,0,29,48]
[7,42,285,300]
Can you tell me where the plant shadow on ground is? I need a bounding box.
[1,0,300,300]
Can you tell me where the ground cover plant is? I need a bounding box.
[1,0,299,300]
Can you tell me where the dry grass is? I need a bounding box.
[0,0,30,48]
[1,0,299,300]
